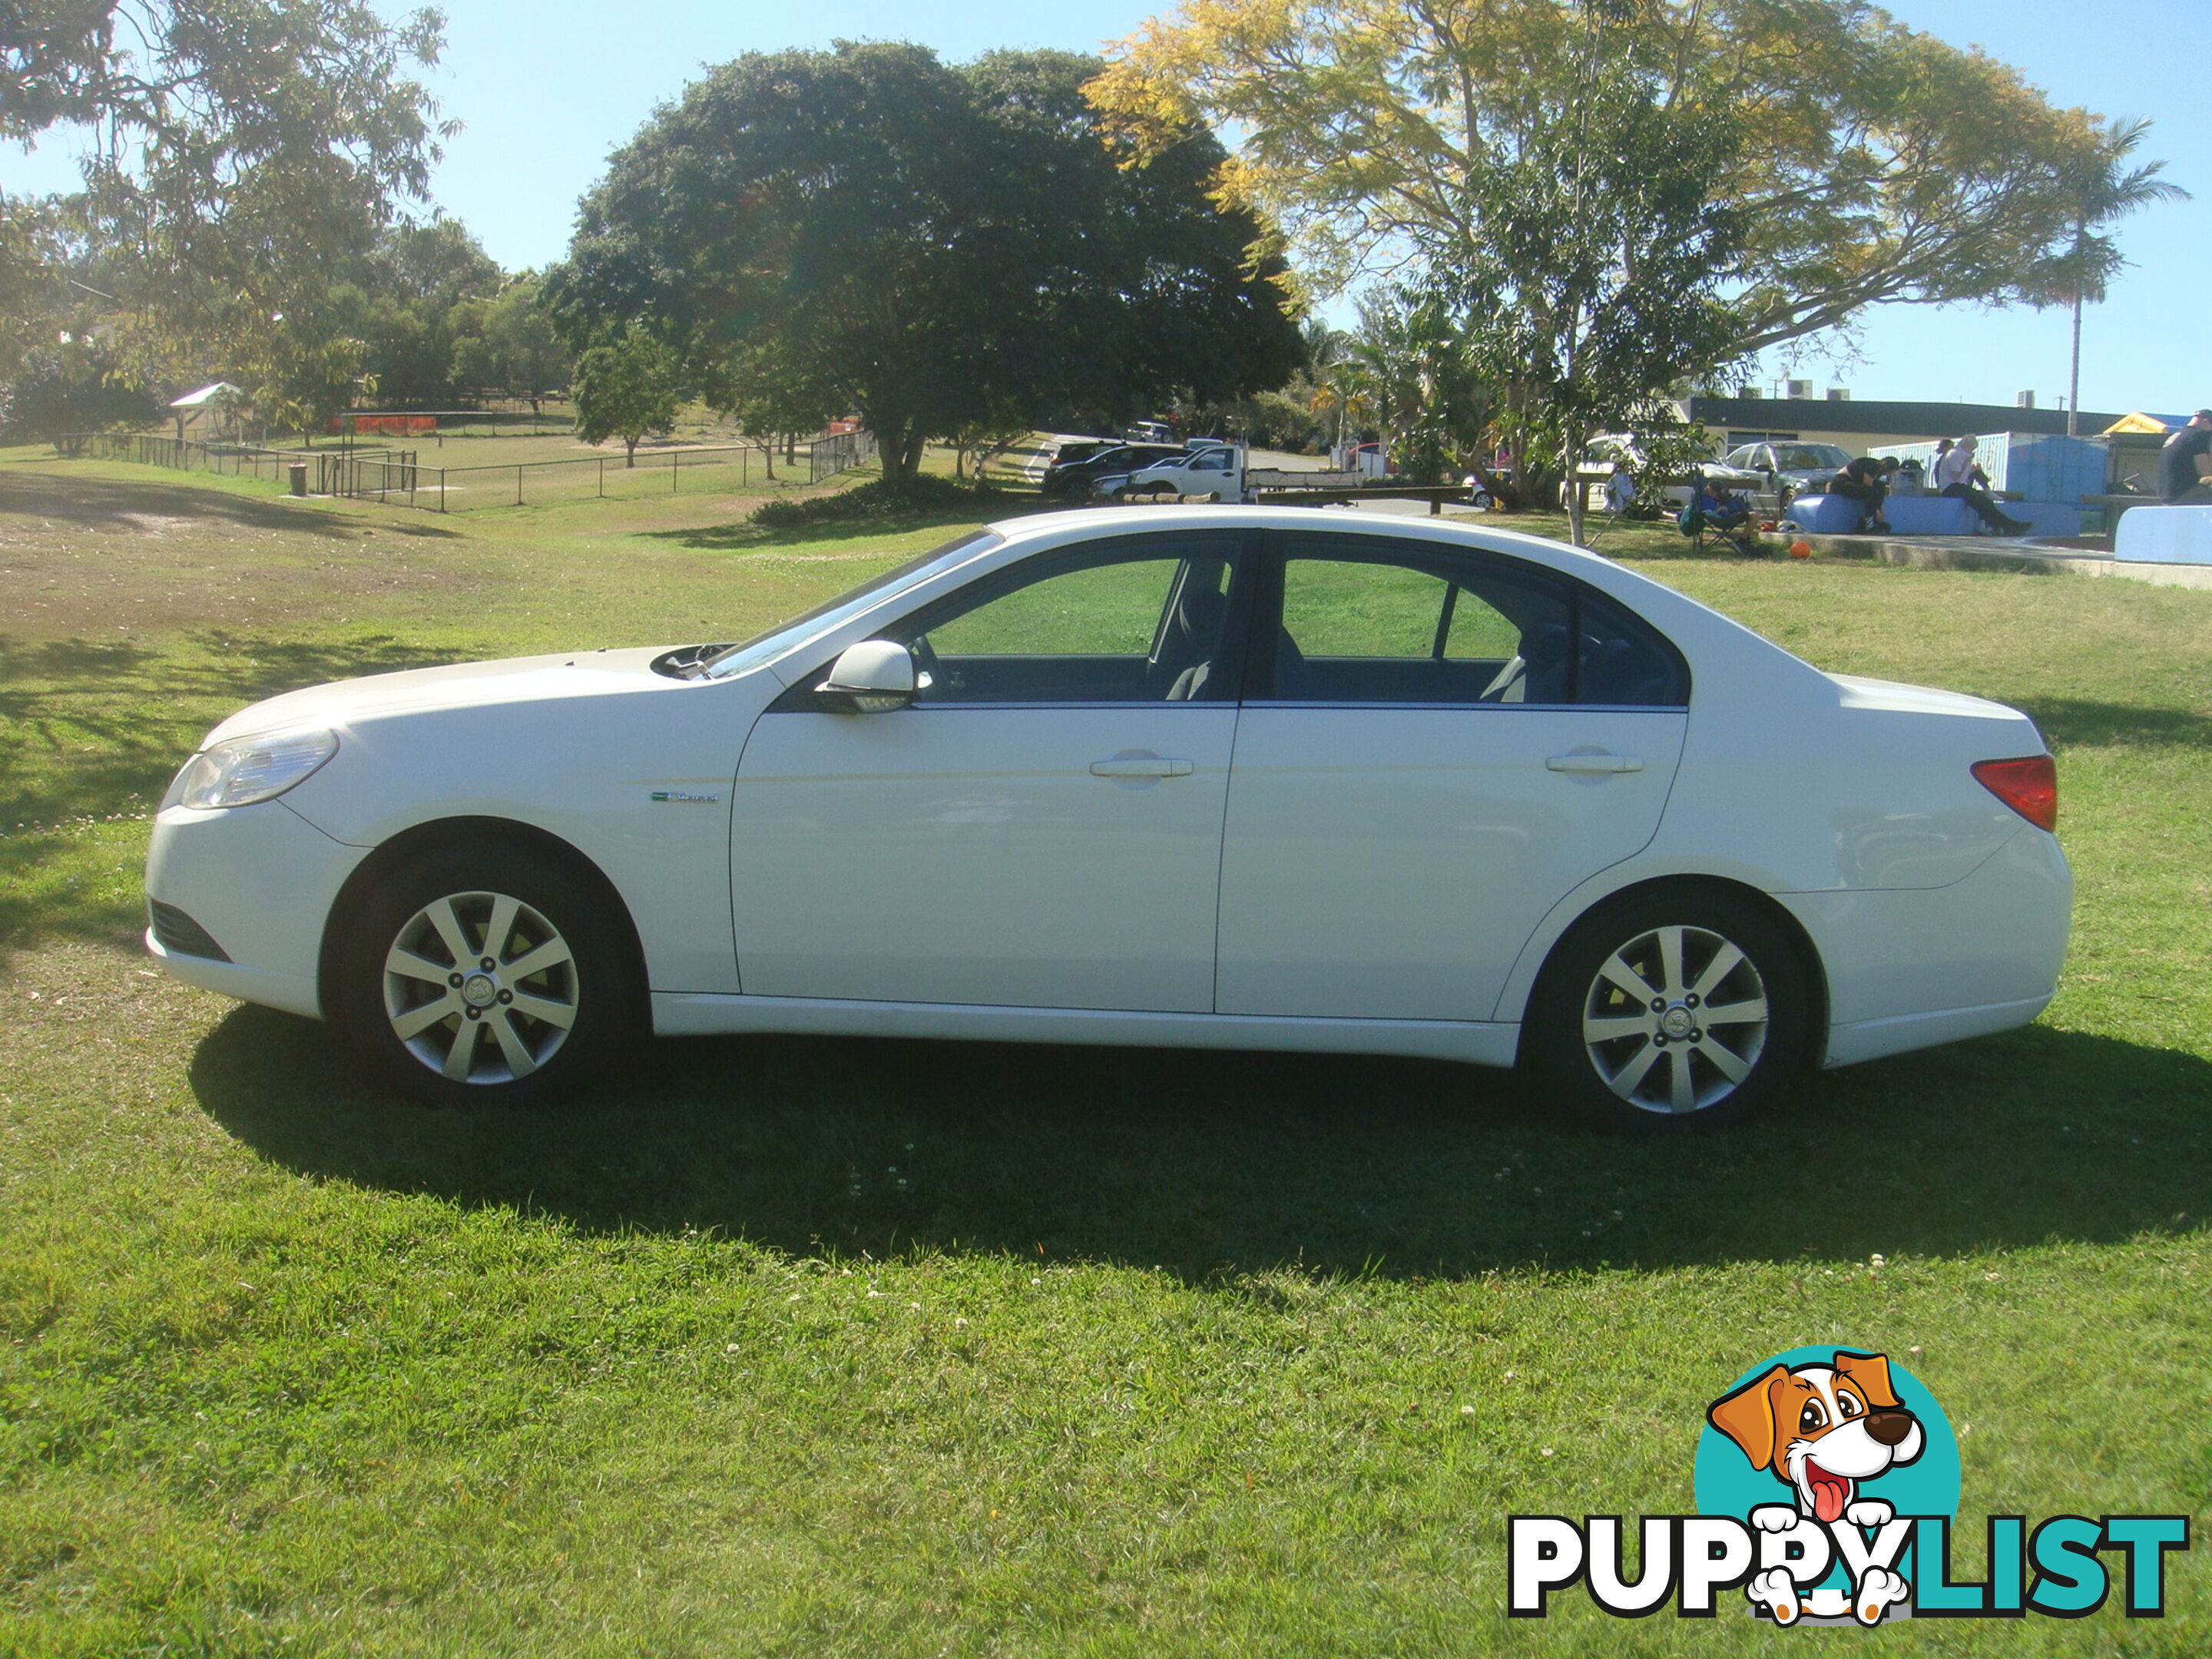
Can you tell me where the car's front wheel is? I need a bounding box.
[338,845,637,1105]
[1525,889,1811,1131]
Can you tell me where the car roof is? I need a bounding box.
[987,505,1625,581]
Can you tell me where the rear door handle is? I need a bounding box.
[1546,753,1643,774]
[1090,757,1194,778]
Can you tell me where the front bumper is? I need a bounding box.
[144,798,369,1019]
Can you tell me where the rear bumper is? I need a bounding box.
[144,799,368,1019]
[1781,826,2072,1068]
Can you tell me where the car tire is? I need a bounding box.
[1523,888,1812,1132]
[337,843,639,1107]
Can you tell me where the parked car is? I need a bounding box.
[1720,441,1856,502]
[1565,435,1763,514]
[146,508,2070,1131]
[1040,435,1115,469]
[1093,443,1245,501]
[1040,442,1184,498]
[1124,421,1176,444]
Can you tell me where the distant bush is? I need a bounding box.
[750,474,1008,528]
[2,347,161,442]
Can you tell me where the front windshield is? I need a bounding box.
[1777,445,1851,471]
[700,530,1004,680]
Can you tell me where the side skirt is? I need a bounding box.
[651,992,1522,1068]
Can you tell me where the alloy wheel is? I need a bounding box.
[1579,923,1770,1114]
[380,889,580,1084]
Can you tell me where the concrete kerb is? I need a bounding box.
[1791,531,2212,591]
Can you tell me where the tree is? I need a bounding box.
[0,334,160,440]
[352,220,505,407]
[237,315,370,442]
[1445,6,1746,545]
[1088,0,2167,361]
[449,273,572,411]
[1330,290,1492,485]
[2,0,451,400]
[548,42,1300,488]
[2030,119,2188,437]
[572,326,679,465]
[958,50,1303,435]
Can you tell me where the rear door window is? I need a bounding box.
[1259,537,1687,707]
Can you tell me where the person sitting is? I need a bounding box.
[1891,455,1926,495]
[2157,409,2212,503]
[1823,455,1893,531]
[1679,476,1758,551]
[1934,435,2030,535]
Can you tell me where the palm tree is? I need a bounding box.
[2051,119,2188,436]
[1299,320,1353,452]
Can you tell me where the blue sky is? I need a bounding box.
[8,0,2204,417]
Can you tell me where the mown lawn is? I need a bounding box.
[2,448,2207,1656]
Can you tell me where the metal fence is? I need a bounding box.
[810,429,878,484]
[350,445,773,512]
[55,431,410,493]
[59,426,879,511]
[336,403,576,439]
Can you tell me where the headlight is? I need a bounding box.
[176,730,339,810]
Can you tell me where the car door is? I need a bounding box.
[1183,447,1238,498]
[1214,531,1690,1022]
[730,530,1250,1012]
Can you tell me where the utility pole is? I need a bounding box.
[2067,291,2082,439]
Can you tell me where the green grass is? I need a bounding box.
[2,452,2208,1655]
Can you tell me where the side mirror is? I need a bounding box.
[817,639,924,713]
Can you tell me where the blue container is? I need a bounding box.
[2000,434,2104,505]
[1884,432,2104,505]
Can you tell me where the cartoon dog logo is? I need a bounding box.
[1707,1349,1925,1624]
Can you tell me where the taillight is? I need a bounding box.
[1972,755,2057,832]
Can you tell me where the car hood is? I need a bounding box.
[201,646,687,747]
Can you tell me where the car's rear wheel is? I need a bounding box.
[338,845,637,1106]
[1525,889,1811,1131]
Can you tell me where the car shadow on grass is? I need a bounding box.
[2013,697,2212,750]
[192,1012,2209,1281]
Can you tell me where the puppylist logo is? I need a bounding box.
[1510,1346,2190,1625]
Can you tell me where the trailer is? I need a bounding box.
[1093,445,1378,504]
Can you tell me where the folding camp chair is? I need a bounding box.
[1678,492,1758,555]
[1583,471,1637,549]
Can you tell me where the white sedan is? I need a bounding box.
[145,508,2071,1130]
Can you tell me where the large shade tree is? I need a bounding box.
[1087,0,2171,359]
[547,41,1302,487]
[1,0,451,391]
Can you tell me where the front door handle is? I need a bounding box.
[1090,756,1194,778]
[1546,753,1643,774]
